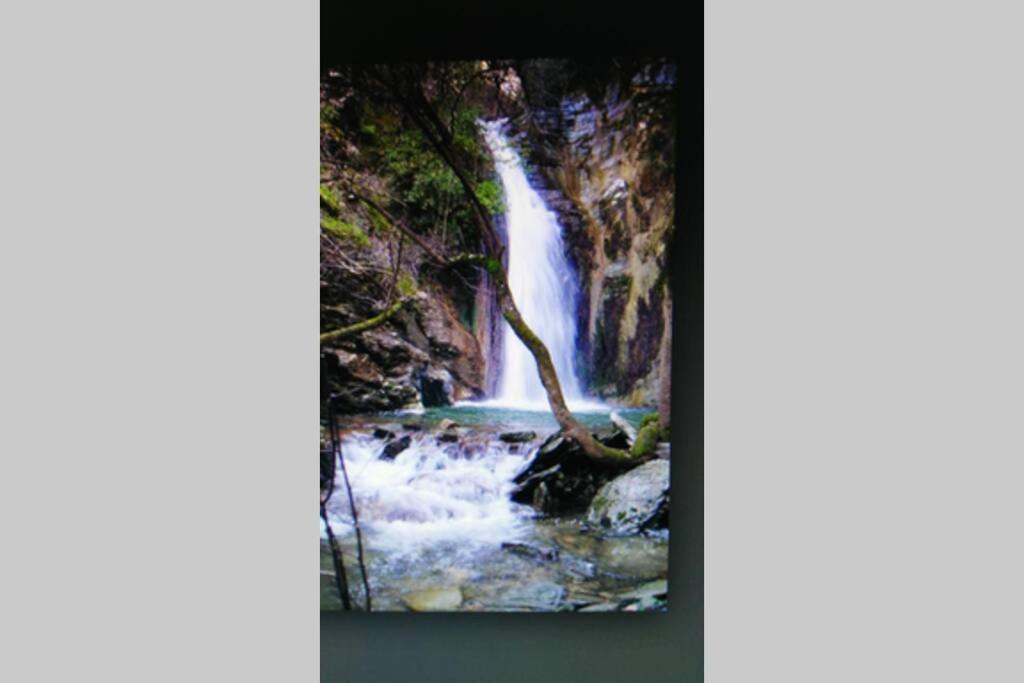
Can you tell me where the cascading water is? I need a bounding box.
[324,429,529,555]
[479,120,594,410]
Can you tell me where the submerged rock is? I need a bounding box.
[436,432,459,444]
[402,586,463,612]
[493,582,565,611]
[571,580,667,612]
[594,536,669,580]
[380,434,412,460]
[501,542,560,562]
[586,460,669,534]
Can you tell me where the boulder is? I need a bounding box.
[586,460,669,534]
[511,431,629,516]
[499,431,537,443]
[380,434,412,460]
[438,418,459,431]
[372,428,395,441]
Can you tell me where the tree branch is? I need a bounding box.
[319,298,410,345]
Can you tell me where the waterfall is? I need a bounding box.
[479,120,596,410]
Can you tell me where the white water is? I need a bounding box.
[324,431,532,556]
[479,120,603,412]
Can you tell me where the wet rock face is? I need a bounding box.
[586,460,670,535]
[512,59,675,406]
[419,366,454,407]
[321,242,486,413]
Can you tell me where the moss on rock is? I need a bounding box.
[321,215,369,248]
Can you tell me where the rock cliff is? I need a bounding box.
[509,58,675,406]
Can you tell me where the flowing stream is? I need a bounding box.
[321,408,664,611]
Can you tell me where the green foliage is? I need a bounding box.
[321,215,369,248]
[484,257,501,275]
[475,179,504,216]
[349,95,501,250]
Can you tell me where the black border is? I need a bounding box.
[320,5,702,681]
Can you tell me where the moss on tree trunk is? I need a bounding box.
[319,298,409,344]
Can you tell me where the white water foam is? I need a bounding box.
[323,432,534,555]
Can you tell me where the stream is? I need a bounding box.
[320,406,668,612]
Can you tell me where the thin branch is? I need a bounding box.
[320,503,352,611]
[329,397,372,611]
[320,380,353,611]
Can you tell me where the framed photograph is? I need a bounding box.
[320,57,675,613]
